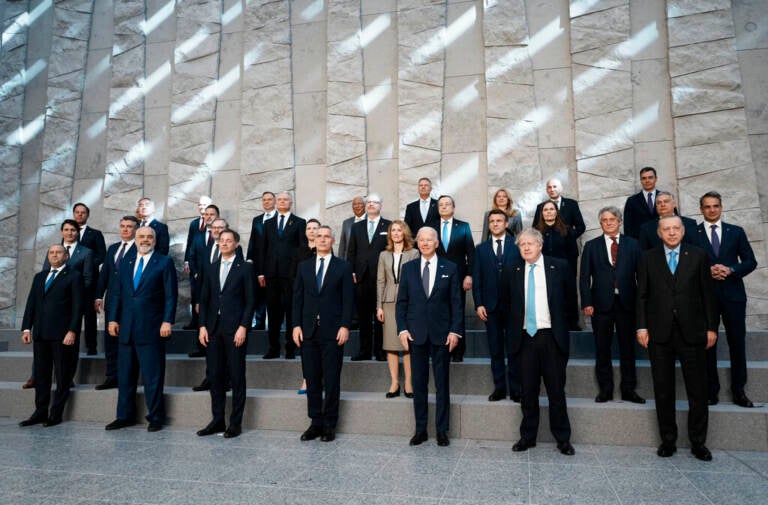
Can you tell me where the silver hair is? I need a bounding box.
[598,206,622,221]
[515,227,544,246]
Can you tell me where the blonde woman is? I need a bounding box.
[481,188,523,241]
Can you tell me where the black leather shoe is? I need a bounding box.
[595,391,613,403]
[43,418,62,427]
[708,396,719,406]
[105,419,135,431]
[19,415,47,427]
[557,441,575,456]
[386,386,401,398]
[404,391,414,399]
[621,390,646,404]
[86,349,97,356]
[436,431,449,446]
[409,431,428,446]
[262,351,280,359]
[301,425,323,441]
[510,393,521,403]
[488,390,506,402]
[188,350,206,358]
[375,353,386,362]
[451,355,463,363]
[512,439,536,452]
[147,422,163,432]
[197,421,226,436]
[350,354,371,361]
[192,379,210,392]
[691,445,712,461]
[224,425,242,438]
[95,378,118,390]
[285,351,296,360]
[733,392,754,408]
[657,443,677,457]
[320,427,335,442]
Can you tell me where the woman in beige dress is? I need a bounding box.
[376,220,420,398]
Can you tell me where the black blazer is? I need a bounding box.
[404,198,439,234]
[623,190,658,239]
[636,244,717,345]
[258,213,307,279]
[694,222,757,303]
[292,256,355,340]
[246,213,269,267]
[532,197,586,238]
[22,266,84,341]
[437,218,475,279]
[638,215,697,251]
[44,243,94,291]
[95,241,137,301]
[472,235,521,313]
[79,226,107,267]
[579,234,641,311]
[199,256,256,335]
[184,217,205,263]
[347,217,392,283]
[146,219,170,255]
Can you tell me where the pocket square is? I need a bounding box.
[379,232,387,235]
[441,274,449,278]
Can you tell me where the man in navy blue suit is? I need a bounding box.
[638,191,697,250]
[580,207,645,404]
[473,209,521,402]
[185,204,219,355]
[73,202,106,355]
[246,191,276,329]
[136,197,170,255]
[696,191,757,408]
[183,195,212,330]
[106,226,178,432]
[397,226,463,447]
[197,229,255,438]
[505,228,576,456]
[404,177,440,234]
[623,166,660,239]
[293,225,355,442]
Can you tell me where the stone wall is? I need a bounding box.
[4,0,768,328]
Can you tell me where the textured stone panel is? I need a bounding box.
[486,82,535,119]
[487,117,537,164]
[524,0,570,70]
[291,21,327,94]
[327,114,366,165]
[170,122,214,166]
[240,126,294,173]
[667,10,735,48]
[572,65,631,119]
[487,146,539,189]
[327,155,367,185]
[676,140,752,178]
[679,164,758,215]
[732,0,768,51]
[445,1,484,78]
[572,43,630,72]
[399,101,443,152]
[47,38,88,79]
[484,46,534,84]
[484,0,528,46]
[629,0,667,61]
[245,0,290,30]
[533,68,574,149]
[570,5,629,53]
[52,6,92,41]
[631,58,673,143]
[739,49,768,135]
[577,171,635,200]
[748,134,768,222]
[293,91,327,165]
[242,28,291,66]
[243,58,291,89]
[361,11,397,86]
[110,45,145,88]
[241,169,295,200]
[576,148,634,181]
[668,39,737,77]
[673,109,748,147]
[398,145,441,173]
[575,108,633,159]
[671,64,745,117]
[667,0,730,18]
[537,146,577,191]
[241,85,293,128]
[443,76,486,153]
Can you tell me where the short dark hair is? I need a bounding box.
[639,166,657,177]
[437,195,455,206]
[262,191,275,199]
[487,209,509,222]
[205,204,220,215]
[72,202,90,216]
[219,229,240,243]
[306,218,321,226]
[699,191,722,207]
[121,215,139,225]
[418,177,432,185]
[61,219,80,232]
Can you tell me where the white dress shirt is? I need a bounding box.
[315,253,331,288]
[134,251,153,277]
[114,240,135,263]
[523,255,551,331]
[704,219,722,244]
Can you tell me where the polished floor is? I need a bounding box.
[1,417,766,504]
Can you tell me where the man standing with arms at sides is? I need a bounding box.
[638,191,697,250]
[106,226,178,432]
[347,194,391,361]
[197,229,255,439]
[505,228,576,456]
[623,166,660,239]
[397,227,463,447]
[532,178,586,238]
[186,204,220,358]
[580,207,645,404]
[73,202,106,355]
[293,225,354,442]
[259,192,307,359]
[19,245,83,427]
[696,191,757,408]
[246,191,276,330]
[338,196,365,260]
[136,197,170,255]
[404,177,440,233]
[183,196,213,330]
[93,216,138,390]
[473,210,522,402]
[436,195,474,362]
[636,216,717,461]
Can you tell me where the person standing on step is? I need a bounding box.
[183,195,213,330]
[187,204,220,358]
[73,202,106,356]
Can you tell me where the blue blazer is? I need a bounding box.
[437,218,475,279]
[579,234,641,311]
[107,253,178,345]
[199,256,255,335]
[396,256,464,346]
[147,220,170,255]
[184,217,205,263]
[44,243,94,291]
[292,256,355,341]
[694,222,757,303]
[22,266,84,341]
[95,241,137,301]
[472,236,521,313]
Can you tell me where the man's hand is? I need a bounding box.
[108,322,119,337]
[292,326,303,347]
[446,332,459,352]
[583,306,594,317]
[705,330,718,349]
[160,322,172,338]
[352,273,357,284]
[183,262,190,275]
[399,331,413,352]
[63,331,76,346]
[21,330,31,344]
[234,326,247,347]
[94,299,103,314]
[199,327,209,347]
[462,276,472,291]
[476,306,487,322]
[258,275,266,288]
[636,329,649,348]
[337,327,349,346]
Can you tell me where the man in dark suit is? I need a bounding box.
[397,226,463,447]
[504,228,576,456]
[436,195,474,362]
[93,216,138,390]
[532,178,586,238]
[636,216,718,461]
[347,193,391,361]
[185,204,219,354]
[136,197,170,255]
[246,191,276,329]
[623,166,659,239]
[293,225,354,442]
[183,196,213,329]
[403,177,439,234]
[73,202,106,355]
[106,226,178,432]
[580,207,645,404]
[258,192,307,359]
[696,191,757,408]
[337,196,365,260]
[197,229,255,439]
[638,191,697,250]
[19,245,83,427]
[473,210,522,402]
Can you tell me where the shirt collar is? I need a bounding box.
[527,255,544,268]
[706,219,722,230]
[663,244,681,255]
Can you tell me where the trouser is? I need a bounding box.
[265,277,296,355]
[33,340,71,420]
[706,297,747,397]
[208,322,247,427]
[592,297,637,394]
[301,334,344,428]
[485,310,520,395]
[411,340,450,433]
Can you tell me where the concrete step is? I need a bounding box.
[0,382,764,451]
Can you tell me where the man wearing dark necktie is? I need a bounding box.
[403,177,440,234]
[73,203,106,355]
[183,196,213,330]
[623,167,660,239]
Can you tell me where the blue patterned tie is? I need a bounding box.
[133,257,144,290]
[368,220,374,242]
[45,269,58,292]
[442,221,449,251]
[526,264,537,336]
[668,250,677,274]
[316,257,325,291]
[711,225,720,257]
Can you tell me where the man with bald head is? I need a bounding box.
[532,178,585,238]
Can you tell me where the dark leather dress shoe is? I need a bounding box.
[374,353,386,362]
[320,427,335,442]
[86,349,97,356]
[557,441,575,456]
[192,379,210,392]
[409,432,428,446]
[451,355,463,363]
[95,377,118,390]
[436,431,449,446]
[657,443,677,457]
[510,393,521,403]
[147,422,163,432]
[22,378,35,389]
[105,419,135,430]
[691,445,712,461]
[595,391,613,403]
[621,390,646,404]
[733,392,754,408]
[301,425,323,441]
[43,418,62,427]
[224,425,242,438]
[386,386,401,398]
[350,354,370,361]
[285,351,296,360]
[188,350,206,358]
[512,439,536,452]
[262,351,280,359]
[488,390,506,402]
[197,421,226,436]
[708,396,719,406]
[19,415,47,427]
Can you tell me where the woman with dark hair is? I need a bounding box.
[376,220,420,398]
[481,188,523,241]
[295,218,321,394]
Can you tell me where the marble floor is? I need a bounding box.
[1,417,766,505]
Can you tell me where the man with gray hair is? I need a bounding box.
[638,191,697,250]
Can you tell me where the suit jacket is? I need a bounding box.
[638,215,697,251]
[636,244,717,345]
[396,256,464,346]
[376,248,420,307]
[95,241,137,301]
[472,236,521,313]
[481,210,523,242]
[258,213,307,279]
[189,234,244,293]
[437,218,475,279]
[107,253,178,345]
[347,217,392,283]
[145,219,170,255]
[532,197,586,238]
[22,266,83,341]
[199,256,255,335]
[184,217,205,263]
[292,255,355,340]
[246,212,271,267]
[503,256,575,355]
[337,215,362,260]
[579,234,641,311]
[44,243,94,291]
[695,222,757,303]
[79,226,107,267]
[623,190,659,239]
[404,198,439,234]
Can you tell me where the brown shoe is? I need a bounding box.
[22,378,35,389]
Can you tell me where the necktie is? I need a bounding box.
[526,264,537,336]
[66,245,71,256]
[199,219,204,232]
[206,231,213,247]
[495,239,503,272]
[141,220,147,227]
[219,260,231,290]
[421,200,428,221]
[133,256,144,290]
[442,221,450,251]
[422,260,430,297]
[316,257,325,291]
[211,244,220,263]
[647,192,654,212]
[45,269,58,292]
[116,242,127,268]
[278,214,285,236]
[668,250,678,274]
[368,220,374,242]
[711,225,720,257]
[610,236,618,267]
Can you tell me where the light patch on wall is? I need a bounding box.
[357,78,390,115]
[401,110,441,147]
[1,0,52,46]
[244,44,265,67]
[487,106,553,164]
[222,1,243,26]
[360,14,390,49]
[301,0,324,21]
[86,114,107,139]
[5,114,45,146]
[410,5,476,65]
[110,62,172,117]
[171,65,241,124]
[106,140,154,174]
[438,155,479,195]
[486,46,528,80]
[527,17,564,57]
[569,0,601,18]
[0,59,46,100]
[139,0,175,36]
[167,142,236,210]
[175,27,212,64]
[449,79,479,110]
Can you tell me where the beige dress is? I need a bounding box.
[377,248,420,351]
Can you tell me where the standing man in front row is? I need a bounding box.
[19,245,83,427]
[636,216,717,461]
[197,229,255,439]
[397,227,463,447]
[293,225,355,443]
[505,228,576,456]
[106,226,178,432]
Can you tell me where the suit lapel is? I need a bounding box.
[134,255,157,293]
[597,236,612,268]
[44,267,68,296]
[319,256,335,293]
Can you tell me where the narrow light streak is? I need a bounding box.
[356,78,391,114]
[439,155,479,195]
[5,114,45,146]
[1,0,52,45]
[401,110,441,146]
[487,106,553,164]
[0,59,46,100]
[222,1,243,26]
[175,27,211,64]
[139,0,175,36]
[410,5,476,65]
[360,14,390,48]
[570,0,601,18]
[448,79,479,110]
[301,0,323,21]
[109,62,172,117]
[171,65,241,124]
[86,114,107,139]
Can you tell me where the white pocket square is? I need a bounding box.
[441,274,449,278]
